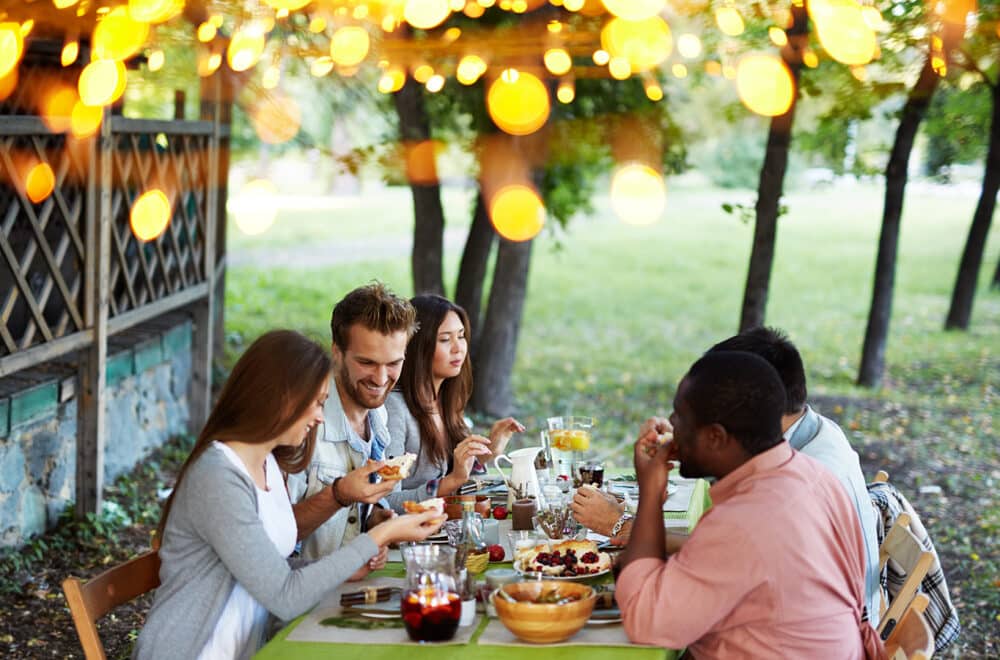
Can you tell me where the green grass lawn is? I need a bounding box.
[225,180,998,655]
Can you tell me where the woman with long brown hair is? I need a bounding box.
[135,330,442,660]
[384,295,524,509]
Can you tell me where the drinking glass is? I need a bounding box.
[401,544,461,642]
[574,459,606,489]
[546,416,595,479]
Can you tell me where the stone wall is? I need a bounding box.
[0,318,192,548]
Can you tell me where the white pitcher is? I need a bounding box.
[493,446,544,509]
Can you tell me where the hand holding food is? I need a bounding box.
[336,460,400,505]
[402,497,445,515]
[376,453,417,480]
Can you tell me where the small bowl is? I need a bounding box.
[492,581,596,643]
[443,495,491,520]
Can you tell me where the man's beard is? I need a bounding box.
[339,363,392,410]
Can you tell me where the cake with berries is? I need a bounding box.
[518,539,611,577]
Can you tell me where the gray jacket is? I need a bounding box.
[134,444,379,660]
[384,391,448,511]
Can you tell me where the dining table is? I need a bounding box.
[254,476,712,660]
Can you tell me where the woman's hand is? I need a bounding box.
[347,545,388,581]
[451,434,492,482]
[366,510,445,547]
[486,417,525,459]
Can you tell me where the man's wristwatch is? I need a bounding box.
[610,512,634,537]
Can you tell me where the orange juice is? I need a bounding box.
[569,430,591,451]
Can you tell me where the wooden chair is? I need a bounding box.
[62,549,160,660]
[884,593,934,659]
[877,513,934,638]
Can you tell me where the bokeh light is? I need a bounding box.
[61,40,79,67]
[556,80,575,103]
[735,54,794,117]
[25,163,56,204]
[601,0,666,21]
[544,48,572,76]
[128,0,183,24]
[645,81,663,101]
[310,56,334,77]
[489,185,545,241]
[263,0,312,10]
[610,163,666,225]
[608,57,631,79]
[229,178,279,236]
[41,86,77,133]
[405,140,439,184]
[71,101,103,138]
[227,25,266,72]
[487,69,550,136]
[330,26,370,67]
[425,74,445,92]
[404,0,451,29]
[130,189,171,242]
[147,49,165,72]
[601,16,672,72]
[78,59,126,107]
[715,7,745,36]
[378,67,406,92]
[0,22,25,79]
[677,33,701,59]
[249,92,302,144]
[456,55,487,84]
[593,49,610,66]
[810,0,877,66]
[92,7,149,62]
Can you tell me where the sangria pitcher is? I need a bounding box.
[400,544,461,642]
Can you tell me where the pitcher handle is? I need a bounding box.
[493,454,512,486]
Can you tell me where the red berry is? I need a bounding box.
[492,505,508,520]
[488,544,505,562]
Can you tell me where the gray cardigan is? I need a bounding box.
[384,391,449,512]
[133,444,379,660]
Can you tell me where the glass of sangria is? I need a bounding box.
[401,544,461,642]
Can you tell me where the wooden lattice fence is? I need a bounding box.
[0,99,227,515]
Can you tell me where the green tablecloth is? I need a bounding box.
[254,479,713,660]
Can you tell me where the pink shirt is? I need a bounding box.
[617,442,879,659]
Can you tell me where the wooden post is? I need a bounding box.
[75,110,112,517]
[173,90,186,121]
[188,75,219,434]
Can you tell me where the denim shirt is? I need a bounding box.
[287,377,395,560]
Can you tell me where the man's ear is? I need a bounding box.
[703,423,730,452]
[331,342,343,363]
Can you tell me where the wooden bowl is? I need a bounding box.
[443,495,491,520]
[492,581,596,644]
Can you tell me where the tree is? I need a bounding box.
[858,15,966,386]
[739,4,809,331]
[944,11,1000,329]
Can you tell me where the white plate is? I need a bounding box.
[513,560,610,581]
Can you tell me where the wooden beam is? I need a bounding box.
[109,116,215,136]
[75,108,111,518]
[0,330,94,378]
[106,283,208,335]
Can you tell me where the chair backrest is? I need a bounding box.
[884,593,934,659]
[877,513,934,637]
[62,550,161,660]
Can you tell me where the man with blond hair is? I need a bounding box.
[289,283,418,570]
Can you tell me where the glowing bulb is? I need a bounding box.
[227,25,266,72]
[425,74,445,92]
[456,55,487,84]
[78,59,126,106]
[601,16,673,72]
[229,179,279,236]
[404,0,451,29]
[487,69,550,136]
[735,54,795,117]
[489,185,545,241]
[556,80,575,103]
[92,7,149,61]
[544,48,572,76]
[0,22,25,79]
[715,7,744,36]
[71,100,103,138]
[26,163,56,203]
[330,26,370,67]
[610,163,666,225]
[130,190,171,242]
[128,0,183,24]
[601,0,666,21]
[677,33,701,59]
[147,49,164,71]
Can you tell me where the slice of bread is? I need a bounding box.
[377,453,416,480]
[402,497,445,514]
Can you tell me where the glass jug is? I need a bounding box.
[400,544,461,642]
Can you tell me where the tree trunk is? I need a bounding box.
[738,6,808,332]
[393,77,445,296]
[945,78,1000,329]
[858,54,942,387]
[454,190,496,354]
[469,238,533,417]
[993,252,1000,289]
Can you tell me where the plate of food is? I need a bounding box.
[512,539,612,581]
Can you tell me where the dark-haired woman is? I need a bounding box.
[135,330,442,660]
[385,295,524,509]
